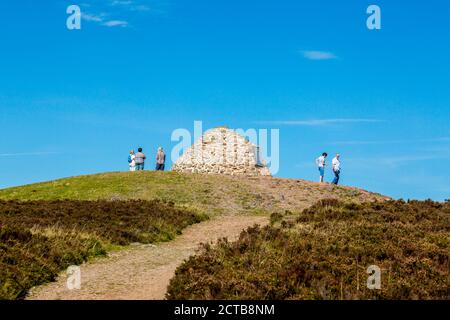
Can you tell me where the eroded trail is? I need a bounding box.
[27,215,268,300]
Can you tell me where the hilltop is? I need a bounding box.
[0,171,387,215]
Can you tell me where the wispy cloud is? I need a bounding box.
[111,0,133,5]
[82,12,106,22]
[130,4,151,11]
[82,11,129,28]
[331,137,450,145]
[301,50,337,60]
[111,0,150,11]
[347,152,450,168]
[103,20,128,27]
[0,152,60,157]
[80,0,163,28]
[378,155,449,166]
[257,119,383,126]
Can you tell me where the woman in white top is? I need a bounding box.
[129,150,136,172]
[316,152,327,182]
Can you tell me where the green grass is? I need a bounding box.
[0,171,254,217]
[0,171,387,217]
[0,171,190,201]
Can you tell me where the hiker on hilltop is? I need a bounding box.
[315,152,327,183]
[135,147,146,171]
[155,147,166,171]
[128,150,136,172]
[332,153,341,185]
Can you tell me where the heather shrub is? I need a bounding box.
[0,199,207,299]
[167,200,449,300]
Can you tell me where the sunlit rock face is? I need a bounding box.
[172,126,271,176]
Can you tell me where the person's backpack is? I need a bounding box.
[128,155,132,163]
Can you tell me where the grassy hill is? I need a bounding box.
[0,171,387,215]
[0,171,389,300]
[4,172,446,300]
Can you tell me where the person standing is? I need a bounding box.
[128,150,136,172]
[155,147,166,171]
[332,153,341,185]
[315,152,327,182]
[135,147,146,171]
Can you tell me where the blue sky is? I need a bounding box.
[0,0,449,200]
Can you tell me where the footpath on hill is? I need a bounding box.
[16,172,387,300]
[26,215,268,300]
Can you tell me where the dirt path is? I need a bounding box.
[26,215,268,300]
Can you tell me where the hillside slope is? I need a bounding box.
[0,171,387,215]
[26,215,268,300]
[167,199,450,299]
[0,199,207,299]
[0,171,389,300]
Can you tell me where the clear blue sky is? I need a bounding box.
[1,0,449,200]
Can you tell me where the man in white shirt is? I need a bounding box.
[332,153,341,185]
[315,152,327,182]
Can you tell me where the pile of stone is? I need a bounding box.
[172,126,271,176]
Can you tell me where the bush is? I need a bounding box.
[0,199,207,299]
[167,200,449,300]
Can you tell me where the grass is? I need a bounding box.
[166,199,450,300]
[0,172,253,216]
[0,171,387,216]
[0,199,207,300]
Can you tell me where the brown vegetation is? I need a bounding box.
[0,199,207,300]
[166,199,450,300]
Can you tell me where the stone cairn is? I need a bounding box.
[172,126,271,176]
